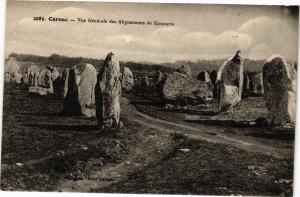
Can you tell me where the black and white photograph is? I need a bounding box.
[0,0,299,196]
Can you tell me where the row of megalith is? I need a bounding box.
[4,53,125,129]
[62,53,123,129]
[210,52,296,126]
[153,51,296,127]
[4,52,297,127]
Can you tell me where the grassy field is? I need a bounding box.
[0,84,295,196]
[1,84,139,191]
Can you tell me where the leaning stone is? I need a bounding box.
[213,51,244,111]
[263,56,296,126]
[95,52,122,129]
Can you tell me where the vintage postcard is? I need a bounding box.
[1,0,298,196]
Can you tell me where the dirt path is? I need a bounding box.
[132,108,292,159]
[55,97,292,192]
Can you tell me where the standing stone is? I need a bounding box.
[28,69,41,94]
[210,70,217,85]
[176,65,192,77]
[14,72,23,84]
[243,72,250,90]
[197,71,211,83]
[155,71,166,97]
[37,69,53,95]
[50,67,61,98]
[22,73,29,85]
[63,63,97,117]
[28,72,33,86]
[50,67,60,81]
[4,72,12,83]
[242,71,252,98]
[121,67,134,91]
[45,69,54,94]
[95,52,122,129]
[33,72,39,87]
[252,72,264,95]
[213,50,244,111]
[52,76,61,97]
[37,70,45,87]
[62,69,81,115]
[141,76,150,87]
[5,57,20,75]
[28,65,39,87]
[154,71,163,86]
[4,73,11,83]
[61,68,70,98]
[263,56,296,126]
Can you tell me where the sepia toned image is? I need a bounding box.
[1,0,299,196]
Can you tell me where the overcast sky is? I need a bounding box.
[5,1,299,63]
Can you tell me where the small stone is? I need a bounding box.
[81,145,88,150]
[57,150,65,156]
[253,171,262,176]
[178,148,190,152]
[283,123,294,129]
[278,179,293,184]
[247,165,255,170]
[249,122,256,126]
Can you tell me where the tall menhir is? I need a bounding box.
[95,52,122,129]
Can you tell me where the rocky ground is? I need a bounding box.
[0,84,295,196]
